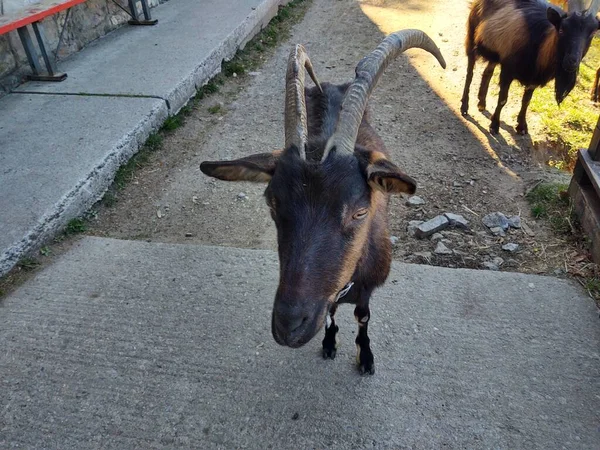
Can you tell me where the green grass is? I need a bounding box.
[18,257,40,271]
[145,133,163,151]
[208,104,222,114]
[526,182,573,234]
[527,36,600,171]
[161,115,183,132]
[66,218,87,234]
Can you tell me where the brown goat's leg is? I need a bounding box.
[460,52,476,116]
[477,62,497,112]
[516,87,535,135]
[592,68,600,102]
[322,303,339,359]
[354,292,375,376]
[490,69,513,135]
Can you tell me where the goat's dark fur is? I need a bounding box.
[461,0,599,134]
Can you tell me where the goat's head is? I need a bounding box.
[201,30,446,348]
[548,0,600,103]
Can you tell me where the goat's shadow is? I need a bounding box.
[464,110,535,155]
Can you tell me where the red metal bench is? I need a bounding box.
[0,0,157,81]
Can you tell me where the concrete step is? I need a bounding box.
[1,237,598,449]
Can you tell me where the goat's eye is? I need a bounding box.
[353,209,369,220]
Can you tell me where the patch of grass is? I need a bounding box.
[208,104,222,114]
[145,133,163,152]
[585,277,600,299]
[39,246,50,256]
[161,115,183,132]
[66,218,87,234]
[526,182,573,234]
[19,257,40,270]
[218,0,311,79]
[527,35,600,171]
[223,60,246,77]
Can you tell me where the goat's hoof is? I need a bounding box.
[516,124,528,135]
[358,351,375,376]
[460,108,468,116]
[477,102,486,112]
[322,346,337,360]
[489,124,500,135]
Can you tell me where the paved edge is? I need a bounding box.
[0,99,168,277]
[166,0,288,114]
[0,0,290,277]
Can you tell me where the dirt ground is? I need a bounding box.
[85,0,592,280]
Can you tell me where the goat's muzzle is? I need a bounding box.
[271,299,327,348]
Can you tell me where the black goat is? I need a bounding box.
[461,0,600,134]
[200,31,445,375]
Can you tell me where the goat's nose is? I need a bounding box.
[272,302,310,345]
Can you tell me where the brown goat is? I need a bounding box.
[200,30,446,375]
[461,0,600,134]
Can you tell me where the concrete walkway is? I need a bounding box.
[0,0,286,276]
[1,236,599,449]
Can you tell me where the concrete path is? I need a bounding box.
[1,236,598,449]
[0,0,286,276]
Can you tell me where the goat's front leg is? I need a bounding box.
[322,303,339,359]
[354,287,375,375]
[516,86,535,135]
[490,68,513,134]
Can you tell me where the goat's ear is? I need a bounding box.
[200,151,280,182]
[363,152,417,195]
[547,7,564,29]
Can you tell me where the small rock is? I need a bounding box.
[237,192,248,200]
[415,215,450,239]
[483,262,500,271]
[507,215,521,229]
[431,233,444,241]
[414,251,432,259]
[492,257,504,266]
[434,242,453,255]
[406,195,426,206]
[185,232,193,238]
[444,212,469,229]
[502,243,519,252]
[292,412,299,420]
[482,212,510,230]
[407,220,424,237]
[390,235,399,245]
[489,227,506,237]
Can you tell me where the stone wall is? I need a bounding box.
[0,0,165,94]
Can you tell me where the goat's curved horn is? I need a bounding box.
[568,0,586,13]
[586,0,600,16]
[322,30,446,160]
[284,44,323,159]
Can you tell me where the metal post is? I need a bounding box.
[32,22,56,76]
[127,0,157,25]
[17,26,42,76]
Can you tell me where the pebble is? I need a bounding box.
[507,215,521,228]
[489,227,506,237]
[390,235,399,245]
[482,212,510,230]
[431,232,444,241]
[444,212,469,229]
[483,262,500,271]
[406,195,426,206]
[434,242,453,255]
[407,220,424,237]
[502,243,519,252]
[237,192,248,200]
[415,215,450,239]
